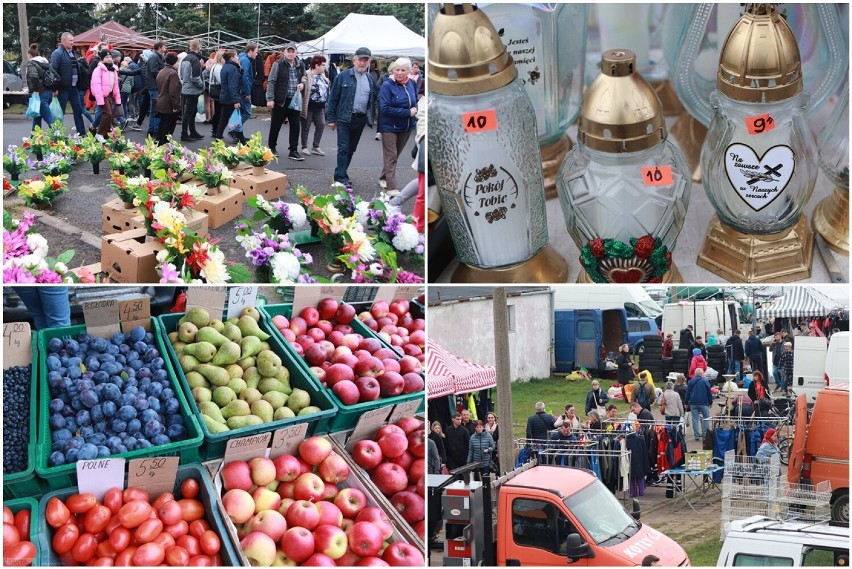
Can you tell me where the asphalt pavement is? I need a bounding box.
[2,107,423,282]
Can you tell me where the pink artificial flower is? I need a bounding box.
[35,270,63,283]
[3,266,36,283]
[159,262,180,283]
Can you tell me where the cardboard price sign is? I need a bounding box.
[77,458,126,501]
[227,287,259,321]
[119,296,151,333]
[82,299,120,338]
[186,286,228,322]
[388,399,423,424]
[372,286,422,307]
[3,322,32,369]
[269,423,309,459]
[127,457,179,498]
[346,404,395,453]
[292,286,347,320]
[223,432,272,464]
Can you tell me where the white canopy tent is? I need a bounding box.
[298,13,425,59]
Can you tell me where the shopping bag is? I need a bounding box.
[288,90,302,111]
[26,93,41,119]
[227,108,243,133]
[49,97,63,119]
[196,96,204,115]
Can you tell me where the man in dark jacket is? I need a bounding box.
[50,32,87,135]
[213,50,248,144]
[725,329,745,381]
[444,413,470,471]
[144,41,166,138]
[744,330,766,382]
[155,52,181,145]
[679,325,695,353]
[265,43,305,160]
[326,47,377,187]
[685,369,712,441]
[238,43,257,122]
[525,402,556,441]
[770,332,785,392]
[179,39,205,141]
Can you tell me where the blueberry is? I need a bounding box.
[67,366,82,380]
[80,426,94,438]
[153,370,168,383]
[65,418,78,432]
[102,384,121,402]
[162,388,175,400]
[150,358,164,372]
[145,332,154,343]
[144,349,159,362]
[49,451,66,466]
[129,360,143,371]
[94,422,107,434]
[119,344,130,356]
[118,405,136,421]
[111,419,128,433]
[126,351,139,363]
[92,337,109,353]
[148,383,163,398]
[107,345,119,356]
[141,409,159,424]
[138,368,152,381]
[116,445,128,454]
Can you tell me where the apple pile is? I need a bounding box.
[271,299,424,406]
[222,436,425,566]
[43,478,224,566]
[350,417,426,540]
[4,505,36,566]
[355,299,426,364]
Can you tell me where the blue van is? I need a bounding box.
[627,317,660,354]
[554,309,629,372]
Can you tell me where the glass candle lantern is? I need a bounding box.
[814,80,849,254]
[698,4,819,283]
[428,3,568,282]
[556,50,691,284]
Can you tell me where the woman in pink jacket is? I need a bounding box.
[688,348,709,379]
[90,49,122,136]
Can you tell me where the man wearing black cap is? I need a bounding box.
[266,43,305,160]
[326,47,378,188]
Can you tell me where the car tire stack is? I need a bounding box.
[672,349,690,377]
[638,335,663,380]
[706,345,727,384]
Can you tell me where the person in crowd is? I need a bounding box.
[725,329,745,381]
[266,43,306,160]
[85,44,112,133]
[771,332,785,393]
[716,329,728,348]
[238,43,258,122]
[554,404,580,430]
[604,404,621,432]
[550,423,579,443]
[778,342,794,396]
[90,50,122,137]
[729,391,753,417]
[25,43,54,130]
[467,420,496,477]
[214,50,247,144]
[484,412,499,444]
[50,32,88,134]
[629,401,654,423]
[368,59,382,132]
[118,56,135,128]
[526,401,555,441]
[616,343,635,399]
[584,379,609,417]
[326,47,378,188]
[389,94,426,227]
[409,60,424,95]
[679,325,695,353]
[460,408,475,436]
[178,39,205,141]
[662,333,674,357]
[585,410,603,431]
[377,57,418,196]
[445,413,470,471]
[642,555,662,567]
[745,329,766,383]
[207,51,225,137]
[154,52,181,145]
[688,348,708,379]
[202,53,215,124]
[755,428,780,462]
[427,437,443,475]
[13,287,71,330]
[660,382,684,425]
[129,51,149,131]
[685,368,712,441]
[674,373,688,407]
[631,370,656,411]
[429,421,447,468]
[300,55,329,156]
[694,335,707,358]
[263,50,282,91]
[143,40,166,139]
[748,370,772,416]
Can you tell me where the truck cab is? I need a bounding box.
[716,516,849,566]
[496,465,689,566]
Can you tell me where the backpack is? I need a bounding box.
[636,383,649,408]
[41,64,61,89]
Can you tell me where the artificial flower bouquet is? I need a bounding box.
[3,208,75,283]
[240,195,308,235]
[3,145,28,180]
[355,198,425,257]
[209,138,241,168]
[193,149,232,190]
[80,132,107,164]
[29,152,73,176]
[104,127,132,153]
[109,172,154,207]
[237,132,275,168]
[149,138,196,181]
[22,126,51,158]
[18,174,68,208]
[235,224,317,284]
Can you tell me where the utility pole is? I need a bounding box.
[493,288,514,476]
[17,3,29,66]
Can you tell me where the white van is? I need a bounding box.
[552,286,662,318]
[825,331,850,387]
[662,301,751,345]
[717,516,849,566]
[792,336,829,403]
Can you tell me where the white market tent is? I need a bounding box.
[298,13,425,59]
[755,288,842,319]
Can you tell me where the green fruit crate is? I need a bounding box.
[35,320,204,492]
[36,463,239,566]
[4,497,41,566]
[260,304,425,431]
[4,332,46,500]
[157,313,337,460]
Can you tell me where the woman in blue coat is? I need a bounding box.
[377,57,417,196]
[214,50,248,144]
[467,420,496,477]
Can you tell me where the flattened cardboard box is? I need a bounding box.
[101,198,140,234]
[194,187,243,229]
[229,170,287,200]
[101,228,164,283]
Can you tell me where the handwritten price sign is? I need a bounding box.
[641,165,674,187]
[346,405,395,452]
[270,424,308,459]
[227,287,258,320]
[462,110,498,134]
[186,287,228,322]
[82,299,120,338]
[745,114,775,135]
[128,457,179,498]
[77,458,126,501]
[119,297,151,333]
[3,322,31,369]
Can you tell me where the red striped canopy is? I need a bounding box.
[426,338,496,399]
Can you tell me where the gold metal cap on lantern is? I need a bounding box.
[428,3,516,96]
[578,49,666,153]
[716,3,803,103]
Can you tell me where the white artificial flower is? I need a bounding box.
[199,248,230,283]
[355,202,370,227]
[392,223,420,252]
[256,195,276,216]
[53,262,68,274]
[156,249,170,263]
[26,234,49,259]
[288,203,307,229]
[152,201,186,233]
[269,251,301,283]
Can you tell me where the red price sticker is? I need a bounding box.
[641,166,674,186]
[462,110,498,134]
[745,113,775,135]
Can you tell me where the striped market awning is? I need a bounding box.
[426,338,496,399]
[755,287,842,320]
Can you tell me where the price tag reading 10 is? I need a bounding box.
[462,110,498,134]
[641,165,674,187]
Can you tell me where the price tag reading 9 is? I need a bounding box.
[746,113,775,135]
[641,165,674,187]
[462,110,498,134]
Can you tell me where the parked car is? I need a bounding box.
[717,516,848,566]
[627,317,660,354]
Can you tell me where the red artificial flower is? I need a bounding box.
[3,178,11,192]
[633,235,656,259]
[180,192,195,209]
[187,241,210,270]
[665,251,673,265]
[589,238,605,258]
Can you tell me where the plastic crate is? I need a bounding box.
[35,320,204,492]
[260,304,425,430]
[3,332,46,500]
[4,497,41,566]
[157,313,337,460]
[36,463,239,566]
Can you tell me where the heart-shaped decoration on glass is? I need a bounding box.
[724,143,795,212]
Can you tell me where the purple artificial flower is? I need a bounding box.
[296,274,318,284]
[35,269,63,283]
[415,244,425,255]
[273,202,290,218]
[3,230,30,260]
[303,253,313,265]
[3,266,36,283]
[235,221,250,231]
[249,248,270,267]
[261,237,278,250]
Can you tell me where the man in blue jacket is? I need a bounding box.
[238,44,257,123]
[50,32,87,135]
[326,47,377,188]
[685,368,713,441]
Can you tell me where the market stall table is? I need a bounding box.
[661,464,724,514]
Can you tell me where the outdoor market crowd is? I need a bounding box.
[24,28,427,228]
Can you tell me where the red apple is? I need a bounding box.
[305,343,328,366]
[394,417,424,436]
[356,558,389,567]
[407,431,426,458]
[313,525,348,560]
[316,501,344,528]
[381,358,401,374]
[222,488,255,524]
[326,363,355,386]
[335,304,356,324]
[273,454,301,482]
[286,500,320,530]
[272,314,290,330]
[335,354,359,369]
[370,301,389,319]
[336,549,362,566]
[340,334,362,351]
[241,531,278,566]
[222,460,253,492]
[362,318,378,331]
[298,436,333,466]
[351,440,383,470]
[289,316,308,337]
[290,341,304,357]
[320,482,339,502]
[333,324,354,335]
[318,453,350,484]
[328,330,345,347]
[376,425,405,440]
[317,298,339,320]
[348,522,383,558]
[282,328,297,343]
[319,340,335,358]
[355,507,393,541]
[311,366,327,386]
[245,509,287,541]
[389,300,409,318]
[299,306,320,327]
[358,337,383,354]
[398,314,414,330]
[372,463,408,496]
[390,491,425,523]
[402,344,422,357]
[413,520,425,542]
[281,526,315,564]
[333,488,367,519]
[386,312,399,325]
[354,349,372,362]
[332,380,361,405]
[408,330,425,348]
[401,373,424,394]
[382,542,424,566]
[307,327,326,343]
[355,356,384,378]
[331,346,353,363]
[293,472,325,502]
[373,348,397,361]
[411,318,425,331]
[398,356,422,375]
[316,320,333,336]
[277,481,296,500]
[304,552,337,566]
[391,451,414,472]
[408,458,425,484]
[377,371,404,398]
[354,377,380,402]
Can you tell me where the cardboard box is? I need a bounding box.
[229,170,287,200]
[183,209,210,238]
[101,228,164,283]
[194,187,244,229]
[101,198,141,234]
